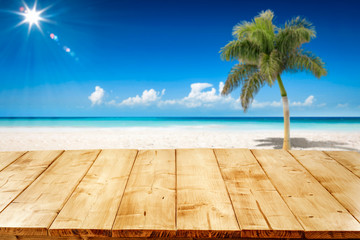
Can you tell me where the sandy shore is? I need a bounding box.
[0,127,359,152]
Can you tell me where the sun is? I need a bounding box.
[24,8,42,27]
[18,1,47,32]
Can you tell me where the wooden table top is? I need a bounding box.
[0,148,359,239]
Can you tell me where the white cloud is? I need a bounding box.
[159,82,232,108]
[337,103,348,108]
[88,86,105,106]
[248,95,318,109]
[291,95,314,107]
[158,99,177,106]
[107,99,116,105]
[158,83,318,110]
[218,82,224,94]
[251,99,282,108]
[111,88,165,106]
[98,82,324,112]
[182,83,219,107]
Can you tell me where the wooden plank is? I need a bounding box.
[325,151,360,178]
[112,149,176,238]
[0,149,100,236]
[0,150,63,212]
[0,151,26,172]
[11,236,82,240]
[49,149,137,237]
[3,237,199,240]
[290,150,360,223]
[252,149,360,239]
[214,149,303,238]
[176,149,240,238]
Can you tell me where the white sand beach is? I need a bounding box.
[0,127,359,152]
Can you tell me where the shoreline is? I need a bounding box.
[0,127,359,152]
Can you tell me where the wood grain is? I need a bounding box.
[0,150,63,212]
[0,148,359,240]
[0,237,275,240]
[290,150,360,223]
[252,149,360,239]
[112,149,176,238]
[325,151,360,178]
[0,237,101,240]
[49,149,137,237]
[0,150,100,236]
[214,149,303,238]
[0,151,26,172]
[176,149,240,238]
[8,236,82,240]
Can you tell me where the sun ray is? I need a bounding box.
[16,0,48,34]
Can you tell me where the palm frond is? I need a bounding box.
[253,10,275,52]
[249,28,274,53]
[286,50,327,78]
[257,10,274,21]
[232,9,274,39]
[232,21,255,39]
[220,39,260,63]
[240,72,266,111]
[222,64,258,95]
[254,10,275,36]
[232,10,275,54]
[285,16,315,31]
[276,17,316,54]
[259,50,282,84]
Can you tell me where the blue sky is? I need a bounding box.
[0,0,359,117]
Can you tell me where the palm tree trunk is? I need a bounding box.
[277,75,291,150]
[281,96,291,150]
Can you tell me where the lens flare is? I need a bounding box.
[14,2,79,61]
[63,46,70,52]
[49,33,59,41]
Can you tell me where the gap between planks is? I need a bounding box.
[0,149,102,236]
[249,149,306,233]
[110,150,139,235]
[212,149,242,231]
[0,150,65,214]
[111,150,176,238]
[288,150,360,224]
[216,149,303,239]
[47,149,103,236]
[0,151,28,173]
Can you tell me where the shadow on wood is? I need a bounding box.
[255,137,359,151]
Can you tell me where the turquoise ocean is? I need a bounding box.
[0,117,359,131]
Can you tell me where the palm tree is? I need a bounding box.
[220,10,327,150]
